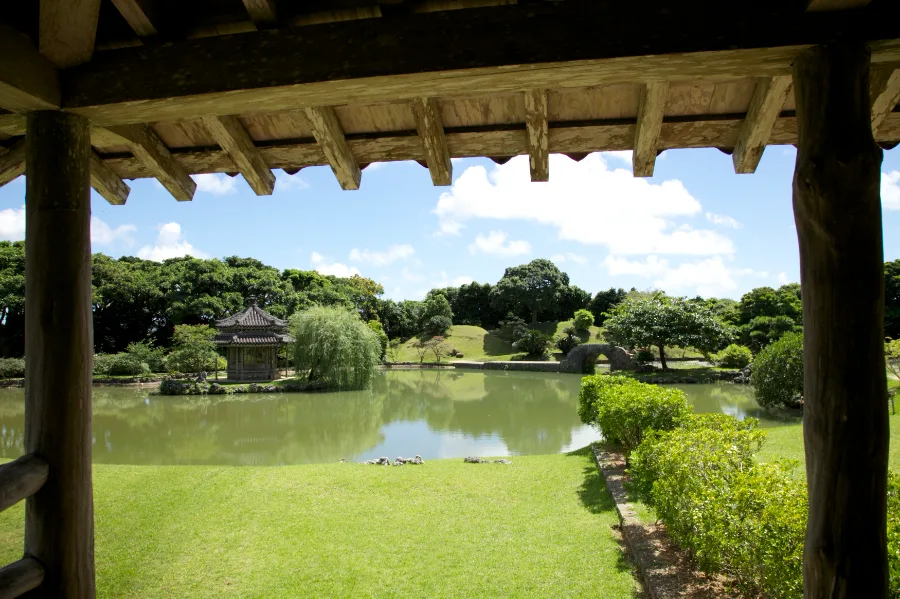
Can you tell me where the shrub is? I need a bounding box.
[512,329,551,357]
[889,472,900,597]
[634,348,655,364]
[714,343,752,369]
[367,320,389,360]
[106,353,150,376]
[556,326,581,356]
[498,313,528,342]
[751,331,804,408]
[578,375,689,454]
[125,340,168,373]
[93,353,115,376]
[573,309,594,331]
[167,325,218,374]
[0,357,25,378]
[423,314,452,336]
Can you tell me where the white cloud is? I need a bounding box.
[549,252,588,265]
[192,173,237,195]
[275,170,310,192]
[883,171,900,210]
[601,151,633,165]
[91,217,136,247]
[364,162,386,172]
[777,272,790,285]
[603,255,769,297]
[468,231,531,256]
[705,212,742,229]
[434,154,733,255]
[310,251,360,277]
[401,267,426,282]
[137,222,208,261]
[349,244,415,266]
[428,272,475,293]
[0,206,25,241]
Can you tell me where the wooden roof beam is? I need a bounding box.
[524,89,549,182]
[107,124,196,200]
[409,98,451,186]
[90,151,130,205]
[871,69,900,135]
[202,116,275,195]
[0,27,60,112]
[633,82,667,177]
[110,0,158,38]
[303,106,361,190]
[242,0,278,28]
[806,0,871,11]
[0,139,26,188]
[40,0,102,67]
[732,75,792,174]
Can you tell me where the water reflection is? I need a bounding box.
[0,373,774,465]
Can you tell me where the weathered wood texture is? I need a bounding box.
[633,82,668,176]
[0,139,26,188]
[107,124,196,200]
[871,69,900,134]
[792,44,888,598]
[0,26,60,112]
[0,558,45,599]
[523,89,549,182]
[303,106,361,190]
[0,453,49,514]
[110,0,158,37]
[202,116,274,195]
[807,0,872,10]
[39,0,102,67]
[409,98,451,186]
[60,2,900,126]
[89,152,130,205]
[733,75,792,173]
[24,111,96,599]
[242,0,278,27]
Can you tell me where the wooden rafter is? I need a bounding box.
[110,0,158,37]
[202,116,275,195]
[871,69,900,135]
[633,82,668,177]
[242,0,278,28]
[303,106,361,190]
[90,151,130,205]
[107,124,196,200]
[0,139,26,188]
[409,98,451,186]
[732,75,792,174]
[523,89,549,182]
[60,2,900,126]
[39,0,102,67]
[0,27,60,112]
[806,0,872,11]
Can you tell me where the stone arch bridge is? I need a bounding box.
[559,344,636,374]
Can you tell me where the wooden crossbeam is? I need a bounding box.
[633,82,668,177]
[90,151,130,205]
[0,26,60,112]
[60,2,900,126]
[0,453,49,514]
[871,69,900,135]
[0,557,45,599]
[110,0,158,37]
[732,75,792,173]
[107,124,196,200]
[303,107,361,190]
[242,0,278,27]
[202,116,275,195]
[39,0,102,67]
[523,89,549,182]
[0,139,25,188]
[807,0,872,11]
[409,98,451,186]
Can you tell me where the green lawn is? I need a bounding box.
[0,448,640,598]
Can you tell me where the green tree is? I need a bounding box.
[603,293,731,370]
[751,331,804,409]
[367,320,388,360]
[588,287,628,327]
[166,324,218,373]
[291,306,381,390]
[886,260,900,339]
[573,308,594,331]
[421,291,453,335]
[492,259,569,326]
[0,241,26,358]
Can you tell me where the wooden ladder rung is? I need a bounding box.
[0,558,45,599]
[0,453,50,513]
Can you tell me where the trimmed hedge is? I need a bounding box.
[714,343,752,369]
[0,357,25,379]
[751,331,804,408]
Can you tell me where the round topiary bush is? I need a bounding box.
[715,344,753,369]
[751,331,803,409]
[512,329,551,357]
[107,353,150,376]
[573,309,594,331]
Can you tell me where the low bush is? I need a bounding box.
[93,353,115,376]
[890,472,900,598]
[556,326,581,356]
[577,375,689,454]
[573,309,594,331]
[634,348,655,364]
[714,343,752,368]
[125,340,168,373]
[0,357,25,378]
[107,353,150,376]
[512,330,551,357]
[751,331,804,409]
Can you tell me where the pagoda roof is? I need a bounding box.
[215,299,287,330]
[214,331,293,347]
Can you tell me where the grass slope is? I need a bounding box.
[0,448,639,599]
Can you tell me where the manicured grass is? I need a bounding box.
[0,448,640,599]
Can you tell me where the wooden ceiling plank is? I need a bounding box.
[303,106,361,190]
[110,0,158,37]
[0,27,60,113]
[39,0,102,67]
[409,98,451,186]
[242,0,278,28]
[871,69,900,134]
[732,75,792,174]
[90,151,130,205]
[202,115,275,195]
[61,2,900,127]
[107,124,196,200]
[807,0,871,11]
[523,89,549,182]
[633,82,668,177]
[0,139,26,188]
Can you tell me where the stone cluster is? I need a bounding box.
[733,363,753,384]
[464,457,512,464]
[362,455,424,466]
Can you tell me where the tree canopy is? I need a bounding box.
[491,259,570,326]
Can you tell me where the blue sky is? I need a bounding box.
[2,145,899,301]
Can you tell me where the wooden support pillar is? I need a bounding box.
[792,44,888,598]
[23,111,96,599]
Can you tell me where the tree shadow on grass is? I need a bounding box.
[481,331,515,357]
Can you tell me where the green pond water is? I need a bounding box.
[0,370,782,466]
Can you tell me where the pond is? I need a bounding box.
[0,370,787,466]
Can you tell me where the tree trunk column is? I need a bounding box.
[24,112,96,599]
[793,44,888,598]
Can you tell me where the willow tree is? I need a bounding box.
[291,306,381,390]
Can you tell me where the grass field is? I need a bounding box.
[0,448,640,599]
